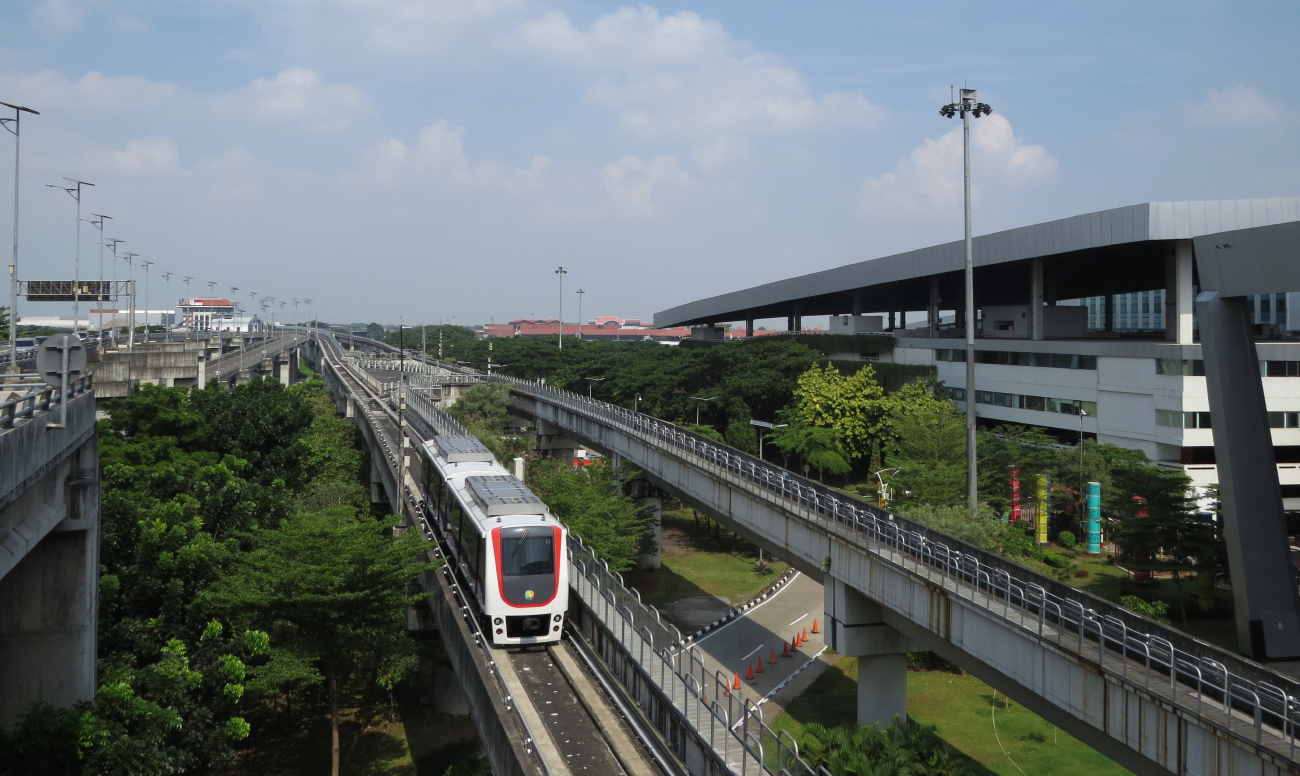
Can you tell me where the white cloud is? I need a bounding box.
[29,0,85,35]
[0,69,180,114]
[367,119,549,193]
[1193,85,1284,128]
[599,154,687,216]
[243,0,518,56]
[512,6,884,157]
[82,136,181,174]
[223,68,367,132]
[861,114,1057,216]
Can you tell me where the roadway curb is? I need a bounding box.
[682,567,798,644]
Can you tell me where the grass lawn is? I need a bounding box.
[623,507,787,608]
[771,655,1133,776]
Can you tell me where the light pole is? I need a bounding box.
[105,238,124,341]
[303,298,313,328]
[555,266,567,349]
[46,177,94,333]
[160,272,173,337]
[750,419,788,460]
[122,252,138,348]
[690,396,715,426]
[88,213,111,334]
[874,467,901,508]
[181,277,193,331]
[139,260,154,339]
[1078,406,1089,493]
[941,86,992,510]
[576,288,584,340]
[585,376,604,398]
[1,100,38,373]
[634,393,641,413]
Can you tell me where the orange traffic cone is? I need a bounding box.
[770,649,777,665]
[812,619,820,634]
[782,642,790,658]
[802,626,808,642]
[793,634,801,649]
[733,672,741,690]
[756,659,764,674]
[746,663,754,680]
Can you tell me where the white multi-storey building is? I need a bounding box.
[655,199,1300,509]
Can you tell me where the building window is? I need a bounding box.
[1156,410,1212,429]
[1264,361,1300,377]
[1156,358,1206,376]
[1261,296,1272,323]
[935,349,1097,370]
[1269,412,1300,428]
[948,387,1097,418]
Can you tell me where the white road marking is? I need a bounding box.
[692,571,802,647]
[731,645,830,731]
[740,644,765,662]
[789,613,808,626]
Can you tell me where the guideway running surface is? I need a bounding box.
[511,646,628,775]
[691,574,826,705]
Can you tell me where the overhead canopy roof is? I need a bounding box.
[654,199,1300,328]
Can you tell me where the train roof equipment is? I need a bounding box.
[431,434,496,463]
[467,475,546,517]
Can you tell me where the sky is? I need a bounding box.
[1,0,1297,327]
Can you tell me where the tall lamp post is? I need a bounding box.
[139,259,153,340]
[160,271,173,337]
[690,395,715,426]
[122,252,138,348]
[1,100,38,373]
[750,419,788,461]
[105,238,124,341]
[940,86,992,510]
[585,376,604,398]
[576,288,585,340]
[634,392,641,413]
[46,177,95,333]
[88,213,111,334]
[555,266,567,349]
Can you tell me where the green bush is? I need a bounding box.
[1056,530,1076,549]
[1121,595,1171,625]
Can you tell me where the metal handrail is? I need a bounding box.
[0,374,94,430]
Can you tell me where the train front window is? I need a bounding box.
[502,532,554,576]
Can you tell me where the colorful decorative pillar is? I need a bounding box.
[1010,468,1021,525]
[1035,474,1050,544]
[1086,481,1102,554]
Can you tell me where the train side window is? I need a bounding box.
[478,542,488,588]
[465,527,480,581]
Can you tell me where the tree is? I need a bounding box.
[526,460,652,572]
[887,387,966,507]
[0,306,8,340]
[789,363,887,461]
[771,423,851,482]
[448,383,512,429]
[207,509,437,776]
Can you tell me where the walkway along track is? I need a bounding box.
[317,334,671,776]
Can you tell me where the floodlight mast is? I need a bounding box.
[940,86,992,511]
[1,100,38,373]
[46,177,94,333]
[89,214,112,333]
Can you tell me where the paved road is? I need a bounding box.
[690,573,827,702]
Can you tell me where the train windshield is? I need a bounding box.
[502,531,554,576]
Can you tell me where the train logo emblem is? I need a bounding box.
[525,590,535,601]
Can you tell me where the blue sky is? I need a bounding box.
[1,0,1297,326]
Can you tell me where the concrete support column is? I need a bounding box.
[852,291,862,316]
[792,303,802,333]
[745,319,754,338]
[1198,290,1300,659]
[824,577,917,727]
[787,314,795,333]
[928,278,940,336]
[1167,240,1195,344]
[888,311,895,331]
[1104,282,1114,333]
[1030,259,1045,341]
[637,496,663,571]
[346,395,355,419]
[0,437,99,727]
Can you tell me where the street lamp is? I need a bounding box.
[105,238,124,341]
[634,392,642,413]
[160,272,173,337]
[585,376,605,398]
[555,266,567,350]
[750,419,788,460]
[87,213,111,333]
[576,288,585,341]
[690,395,715,426]
[1078,406,1089,493]
[139,259,154,340]
[122,252,138,348]
[874,467,901,508]
[46,177,94,333]
[303,298,313,328]
[1,100,38,373]
[941,86,992,510]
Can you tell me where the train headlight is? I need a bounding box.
[553,626,560,632]
[553,614,563,622]
[496,628,503,635]
[494,617,503,625]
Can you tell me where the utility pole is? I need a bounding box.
[577,288,585,341]
[123,252,139,348]
[555,266,567,350]
[2,100,38,373]
[941,86,992,511]
[47,177,94,333]
[88,213,111,334]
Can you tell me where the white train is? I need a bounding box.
[421,434,568,646]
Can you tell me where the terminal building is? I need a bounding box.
[654,199,1300,507]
